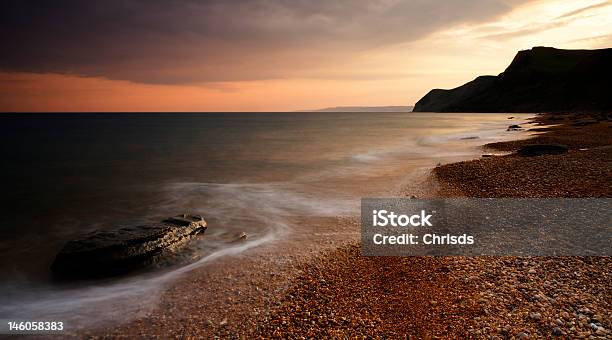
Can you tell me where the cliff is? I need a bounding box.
[413,47,612,112]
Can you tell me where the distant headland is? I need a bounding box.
[413,47,612,113]
[297,106,413,113]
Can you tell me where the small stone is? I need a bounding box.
[528,268,536,274]
[555,319,564,326]
[552,327,564,336]
[516,331,529,339]
[530,312,542,320]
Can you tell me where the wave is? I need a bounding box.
[0,181,356,330]
[0,113,535,331]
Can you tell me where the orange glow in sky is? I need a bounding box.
[1,0,610,112]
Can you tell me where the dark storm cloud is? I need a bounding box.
[0,0,531,83]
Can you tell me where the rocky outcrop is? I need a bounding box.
[413,47,612,113]
[517,144,568,157]
[51,214,207,278]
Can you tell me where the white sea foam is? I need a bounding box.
[0,112,535,331]
[0,181,356,330]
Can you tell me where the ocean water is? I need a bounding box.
[0,112,531,327]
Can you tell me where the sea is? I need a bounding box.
[0,112,532,329]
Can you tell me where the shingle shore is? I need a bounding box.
[89,113,611,339]
[254,113,612,339]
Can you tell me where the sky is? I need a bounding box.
[0,0,610,112]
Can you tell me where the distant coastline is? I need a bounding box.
[296,105,413,113]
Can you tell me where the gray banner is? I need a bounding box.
[0,319,67,334]
[361,198,611,256]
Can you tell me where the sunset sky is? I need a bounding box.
[1,0,610,112]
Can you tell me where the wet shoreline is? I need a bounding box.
[79,114,541,337]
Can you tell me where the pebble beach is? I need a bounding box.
[253,113,612,339]
[90,112,611,339]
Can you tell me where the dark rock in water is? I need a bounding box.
[572,119,598,126]
[518,144,568,156]
[508,116,515,119]
[507,124,522,131]
[51,214,207,278]
[460,136,479,140]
